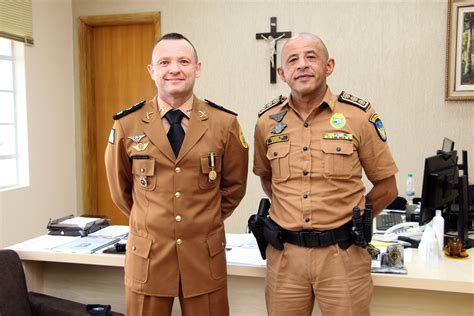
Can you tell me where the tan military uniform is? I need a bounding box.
[254,88,398,230]
[105,96,248,309]
[253,87,398,316]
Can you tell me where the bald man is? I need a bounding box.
[253,33,398,315]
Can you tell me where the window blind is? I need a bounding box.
[0,0,33,45]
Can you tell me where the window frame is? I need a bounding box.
[0,38,27,190]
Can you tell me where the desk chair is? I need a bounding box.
[0,249,123,316]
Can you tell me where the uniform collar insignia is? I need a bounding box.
[269,110,287,123]
[146,112,153,120]
[198,110,208,120]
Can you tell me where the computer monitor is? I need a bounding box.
[419,151,459,226]
[419,149,473,248]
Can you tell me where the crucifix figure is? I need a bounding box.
[256,17,292,84]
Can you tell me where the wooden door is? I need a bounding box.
[79,13,160,225]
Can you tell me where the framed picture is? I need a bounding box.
[447,0,474,100]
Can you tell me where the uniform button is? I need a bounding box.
[132,245,136,251]
[303,146,309,151]
[176,239,182,245]
[304,122,309,128]
[140,168,145,173]
[303,170,309,176]
[303,193,309,199]
[175,167,181,173]
[273,152,278,156]
[175,215,182,222]
[336,147,341,152]
[304,218,310,223]
[175,192,181,198]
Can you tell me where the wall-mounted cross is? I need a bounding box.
[256,17,292,84]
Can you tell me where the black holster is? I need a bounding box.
[263,217,284,251]
[351,203,373,248]
[248,199,271,259]
[248,213,268,259]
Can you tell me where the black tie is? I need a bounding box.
[165,110,185,157]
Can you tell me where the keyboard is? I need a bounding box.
[376,213,404,231]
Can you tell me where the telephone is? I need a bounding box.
[382,222,424,242]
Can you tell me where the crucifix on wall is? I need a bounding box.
[256,17,292,84]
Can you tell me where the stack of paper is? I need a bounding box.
[225,233,266,266]
[51,225,129,254]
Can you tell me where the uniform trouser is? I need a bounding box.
[125,284,229,316]
[265,242,373,316]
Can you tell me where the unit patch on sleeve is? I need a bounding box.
[266,134,289,145]
[338,91,370,111]
[108,128,115,144]
[369,112,387,142]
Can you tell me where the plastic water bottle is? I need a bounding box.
[432,209,445,253]
[406,173,415,204]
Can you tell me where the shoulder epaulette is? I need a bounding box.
[205,99,237,116]
[112,100,146,120]
[258,95,287,117]
[338,91,370,111]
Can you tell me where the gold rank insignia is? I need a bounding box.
[369,112,387,142]
[266,134,289,145]
[132,142,149,151]
[323,132,353,141]
[198,110,208,120]
[330,113,346,129]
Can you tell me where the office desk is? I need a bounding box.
[8,237,474,316]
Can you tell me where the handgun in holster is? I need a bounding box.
[248,198,284,259]
[248,199,270,259]
[351,203,373,248]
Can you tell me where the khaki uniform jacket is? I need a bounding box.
[105,96,248,298]
[254,88,398,231]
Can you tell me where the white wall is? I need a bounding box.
[0,0,75,247]
[73,0,473,233]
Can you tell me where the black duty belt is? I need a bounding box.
[281,222,352,248]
